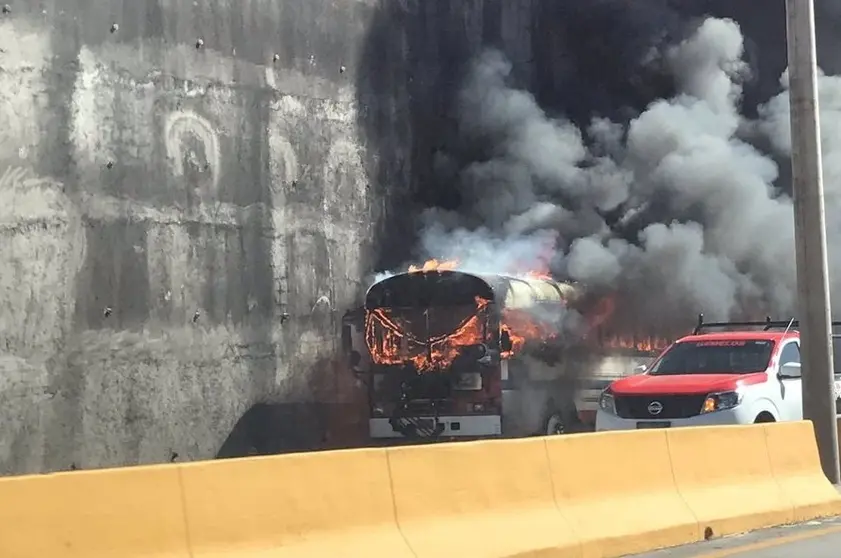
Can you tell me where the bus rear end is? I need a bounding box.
[343,270,508,443]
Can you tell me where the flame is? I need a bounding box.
[583,294,671,354]
[500,308,558,358]
[365,297,490,371]
[364,295,560,370]
[597,334,670,354]
[364,283,668,368]
[521,269,553,281]
[405,257,554,280]
[505,254,553,280]
[408,259,459,273]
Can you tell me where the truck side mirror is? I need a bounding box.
[778,361,801,379]
[349,350,362,368]
[633,364,648,374]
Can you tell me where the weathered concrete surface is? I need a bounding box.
[0,0,377,474]
[3,0,841,475]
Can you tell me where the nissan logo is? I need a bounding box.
[648,401,664,416]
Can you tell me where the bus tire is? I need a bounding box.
[545,412,568,435]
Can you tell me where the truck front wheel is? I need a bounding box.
[754,412,776,423]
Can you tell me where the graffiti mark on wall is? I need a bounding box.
[324,138,368,217]
[268,134,300,198]
[0,166,86,353]
[164,110,221,195]
[0,166,77,230]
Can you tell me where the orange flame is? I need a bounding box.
[583,295,671,354]
[365,297,491,371]
[364,295,562,370]
[405,257,555,280]
[596,334,670,354]
[500,308,558,358]
[521,269,553,281]
[408,259,459,273]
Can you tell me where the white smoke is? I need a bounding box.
[394,16,841,332]
[418,224,558,276]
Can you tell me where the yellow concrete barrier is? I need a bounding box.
[666,424,793,538]
[765,420,841,521]
[545,429,699,557]
[0,465,189,558]
[386,438,579,558]
[1,422,839,558]
[180,448,412,557]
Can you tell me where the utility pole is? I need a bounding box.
[785,0,840,484]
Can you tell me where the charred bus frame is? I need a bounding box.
[342,270,585,441]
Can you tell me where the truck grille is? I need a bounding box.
[614,394,707,419]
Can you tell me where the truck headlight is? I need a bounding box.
[701,390,742,414]
[599,390,616,415]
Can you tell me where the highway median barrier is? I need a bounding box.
[387,438,579,558]
[1,421,839,558]
[180,447,412,557]
[0,464,190,558]
[666,423,793,537]
[765,420,841,521]
[545,429,699,557]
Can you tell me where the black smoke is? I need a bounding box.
[359,1,841,336]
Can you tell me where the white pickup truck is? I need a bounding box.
[596,318,841,431]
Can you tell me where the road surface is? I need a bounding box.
[629,515,841,558]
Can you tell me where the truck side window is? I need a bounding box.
[779,342,801,367]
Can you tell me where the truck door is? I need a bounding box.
[776,340,803,421]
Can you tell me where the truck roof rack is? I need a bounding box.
[693,314,776,334]
[692,313,841,335]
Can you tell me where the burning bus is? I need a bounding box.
[342,264,667,442]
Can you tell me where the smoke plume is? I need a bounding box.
[397,16,841,334]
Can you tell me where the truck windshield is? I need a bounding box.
[648,339,775,375]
